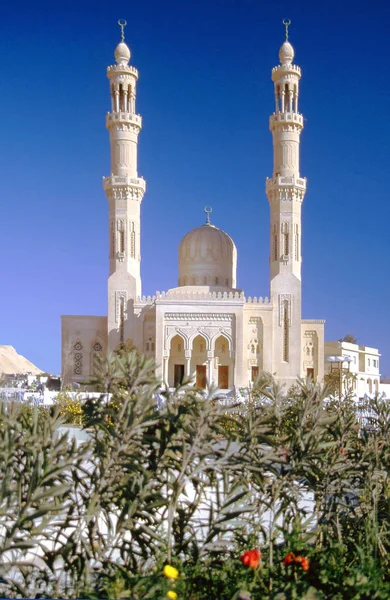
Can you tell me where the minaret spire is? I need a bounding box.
[118,18,126,42]
[103,22,146,350]
[282,18,291,41]
[266,25,307,383]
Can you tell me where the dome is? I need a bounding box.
[178,222,237,289]
[279,40,294,65]
[114,42,131,66]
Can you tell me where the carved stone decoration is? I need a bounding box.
[303,330,317,367]
[115,291,127,323]
[73,340,83,376]
[278,294,292,326]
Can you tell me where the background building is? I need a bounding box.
[325,341,381,399]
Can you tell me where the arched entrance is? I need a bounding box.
[214,335,233,389]
[191,335,207,389]
[168,334,186,388]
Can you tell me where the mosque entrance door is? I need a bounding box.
[218,365,229,389]
[196,365,207,388]
[174,364,185,387]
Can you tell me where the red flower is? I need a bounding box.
[284,553,310,571]
[301,557,310,571]
[283,552,295,566]
[240,548,261,568]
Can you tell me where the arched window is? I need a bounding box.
[294,224,299,261]
[110,221,115,258]
[117,219,125,255]
[282,223,289,256]
[283,300,289,362]
[130,222,136,258]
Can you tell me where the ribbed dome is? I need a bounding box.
[279,40,294,65]
[178,223,237,289]
[115,42,131,66]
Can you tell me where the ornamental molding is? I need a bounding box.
[304,330,318,338]
[249,316,263,324]
[108,123,141,133]
[164,312,233,322]
[302,319,326,324]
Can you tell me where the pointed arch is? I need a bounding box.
[168,333,186,388]
[211,330,233,355]
[190,334,208,388]
[213,334,233,390]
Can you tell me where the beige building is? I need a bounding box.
[325,341,381,399]
[62,26,326,389]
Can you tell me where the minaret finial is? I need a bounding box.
[204,206,212,225]
[282,19,291,41]
[118,19,127,43]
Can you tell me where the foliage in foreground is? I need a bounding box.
[0,352,389,599]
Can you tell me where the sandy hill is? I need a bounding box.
[0,346,43,375]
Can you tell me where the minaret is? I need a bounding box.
[103,20,146,350]
[266,21,307,382]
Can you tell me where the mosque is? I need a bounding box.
[61,22,326,389]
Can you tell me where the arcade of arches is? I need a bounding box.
[166,333,233,389]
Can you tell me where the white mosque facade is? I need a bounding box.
[61,28,326,389]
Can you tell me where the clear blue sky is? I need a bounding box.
[0,0,389,376]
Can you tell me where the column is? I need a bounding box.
[185,350,191,377]
[207,351,214,384]
[163,356,169,383]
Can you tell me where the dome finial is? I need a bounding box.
[282,18,291,41]
[204,206,212,225]
[118,19,127,43]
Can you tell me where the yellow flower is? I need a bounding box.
[163,565,179,580]
[167,592,178,600]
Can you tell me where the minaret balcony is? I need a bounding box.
[107,64,139,77]
[266,175,307,194]
[106,112,142,128]
[270,113,303,129]
[272,64,301,77]
[103,175,146,194]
